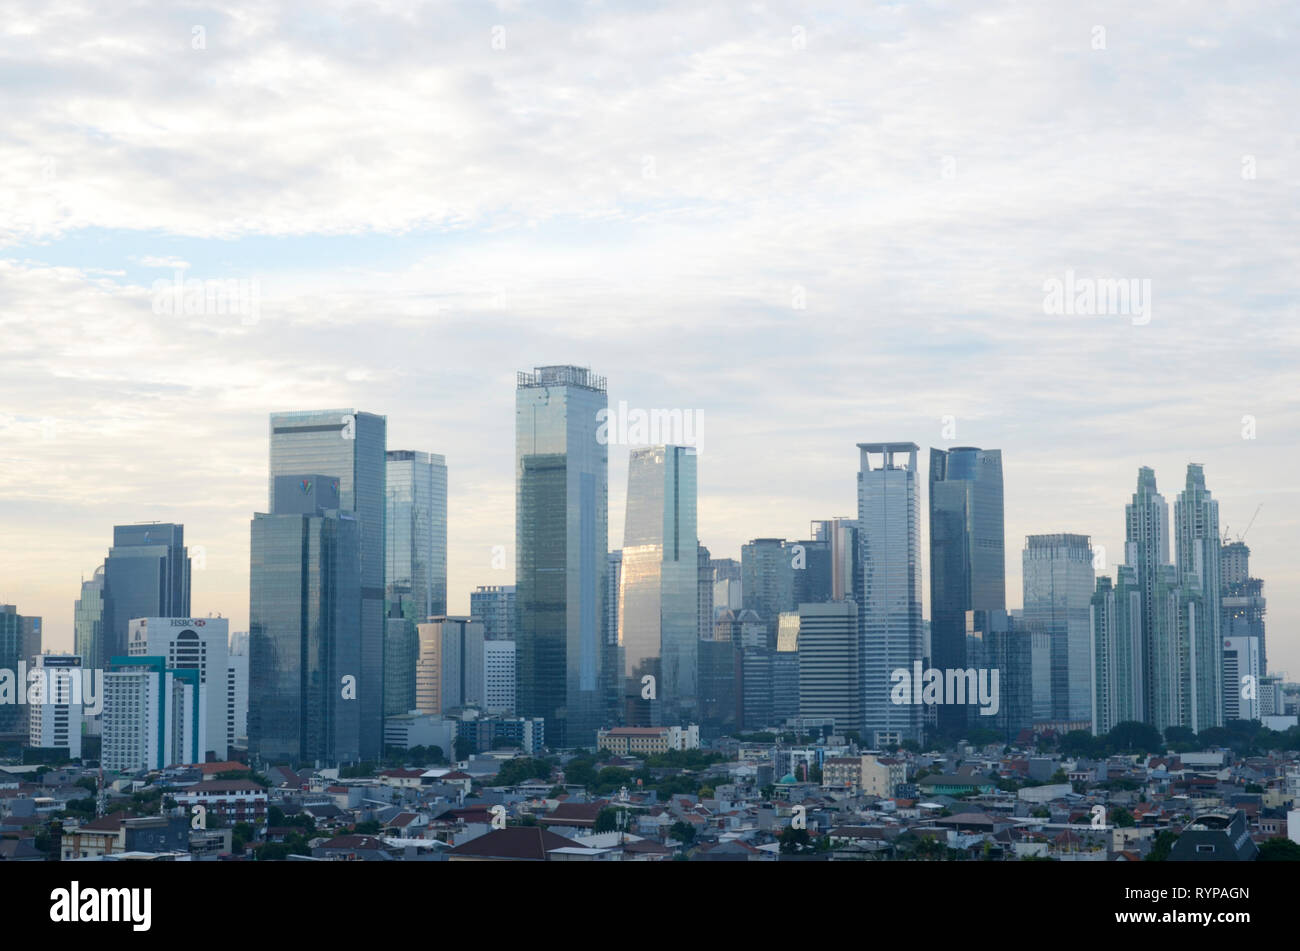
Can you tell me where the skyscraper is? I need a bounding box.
[515,365,608,748]
[471,585,517,642]
[797,600,861,734]
[1221,541,1266,676]
[0,605,42,738]
[1023,534,1095,722]
[102,523,191,668]
[1174,463,1222,726]
[741,538,795,646]
[128,616,230,762]
[269,409,386,759]
[1090,567,1143,735]
[73,566,105,672]
[385,450,448,618]
[1150,564,1216,733]
[929,447,1005,733]
[618,445,698,726]
[857,442,924,746]
[248,475,362,765]
[1125,467,1170,723]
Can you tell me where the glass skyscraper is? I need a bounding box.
[928,447,1005,733]
[74,565,106,670]
[741,538,795,647]
[515,366,608,748]
[269,409,386,759]
[249,475,362,765]
[1221,541,1266,676]
[1022,533,1094,722]
[385,450,448,619]
[101,523,191,669]
[1124,466,1169,723]
[618,445,698,726]
[857,442,924,745]
[1091,566,1144,735]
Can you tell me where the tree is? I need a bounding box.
[593,808,619,834]
[669,820,696,846]
[354,820,381,835]
[1145,830,1176,862]
[1111,807,1136,828]
[1257,838,1300,862]
[779,826,811,854]
[454,736,475,761]
[1107,721,1164,755]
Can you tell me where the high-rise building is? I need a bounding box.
[227,632,249,752]
[128,617,229,762]
[471,585,517,641]
[384,617,418,717]
[0,605,41,738]
[28,654,84,758]
[618,445,698,726]
[1125,467,1170,723]
[248,475,362,765]
[515,365,608,748]
[415,617,484,715]
[1174,464,1222,724]
[1091,567,1144,735]
[385,449,448,618]
[1221,541,1266,675]
[102,656,200,772]
[966,610,1035,741]
[697,545,714,641]
[797,600,861,734]
[269,409,386,759]
[929,447,1005,733]
[483,640,517,713]
[810,518,858,602]
[1023,534,1095,722]
[741,538,794,646]
[102,523,191,669]
[711,557,742,618]
[604,550,622,725]
[1149,564,1217,734]
[857,443,925,746]
[73,567,106,673]
[1222,636,1262,722]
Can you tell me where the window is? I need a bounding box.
[1196,844,1215,854]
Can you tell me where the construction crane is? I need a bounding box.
[1222,503,1262,545]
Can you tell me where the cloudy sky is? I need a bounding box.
[2,1,1296,677]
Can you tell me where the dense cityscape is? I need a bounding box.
[1,364,1297,864]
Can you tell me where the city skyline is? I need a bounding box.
[5,397,1293,679]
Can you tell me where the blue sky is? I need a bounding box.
[1,0,1297,677]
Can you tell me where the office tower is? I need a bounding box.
[697,545,714,641]
[1222,637,1262,722]
[791,535,832,607]
[1125,467,1170,722]
[857,443,925,746]
[269,409,386,759]
[741,538,795,646]
[102,523,191,669]
[604,552,622,725]
[773,613,800,725]
[1174,464,1222,717]
[1091,567,1144,735]
[929,447,1005,734]
[0,606,41,738]
[966,610,1033,741]
[384,617,417,717]
[698,638,740,739]
[714,608,766,647]
[618,445,699,726]
[471,585,517,641]
[415,617,483,714]
[128,616,229,761]
[73,567,106,673]
[227,633,249,752]
[1149,565,1216,734]
[249,475,361,766]
[811,518,858,602]
[386,449,448,618]
[711,557,742,617]
[28,655,84,758]
[797,601,861,734]
[515,365,608,748]
[1023,534,1095,722]
[102,656,200,772]
[483,641,517,713]
[1221,542,1267,674]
